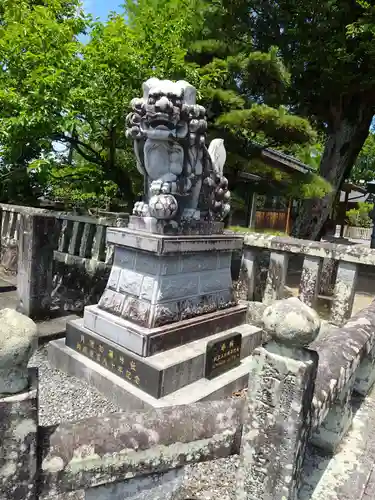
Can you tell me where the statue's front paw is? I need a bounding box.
[150,180,177,195]
[133,201,150,217]
[150,180,163,195]
[161,181,178,194]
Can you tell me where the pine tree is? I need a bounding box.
[183,1,329,201]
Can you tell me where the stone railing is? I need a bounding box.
[3,298,375,499]
[2,292,375,499]
[242,232,375,326]
[0,204,21,272]
[310,301,375,455]
[0,203,128,318]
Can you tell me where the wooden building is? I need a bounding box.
[232,148,368,235]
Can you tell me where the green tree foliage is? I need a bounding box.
[0,0,202,208]
[184,5,319,198]
[243,0,375,239]
[0,0,87,203]
[346,202,372,228]
[348,1,375,36]
[349,132,375,184]
[0,0,326,211]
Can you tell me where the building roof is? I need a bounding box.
[261,148,312,174]
[239,146,368,199]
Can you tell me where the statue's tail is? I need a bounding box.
[208,138,226,177]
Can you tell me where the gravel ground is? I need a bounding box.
[29,345,240,499]
[29,345,121,426]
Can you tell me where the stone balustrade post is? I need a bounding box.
[17,212,60,319]
[0,309,38,499]
[236,297,319,500]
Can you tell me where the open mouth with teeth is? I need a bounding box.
[149,119,176,131]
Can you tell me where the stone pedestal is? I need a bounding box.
[49,228,263,409]
[89,228,241,353]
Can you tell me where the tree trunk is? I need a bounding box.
[293,99,374,240]
[106,125,136,211]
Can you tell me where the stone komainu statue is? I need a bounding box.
[126,78,230,226]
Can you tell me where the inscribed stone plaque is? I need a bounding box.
[205,332,242,380]
[66,322,162,398]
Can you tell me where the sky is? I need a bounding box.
[83,0,122,20]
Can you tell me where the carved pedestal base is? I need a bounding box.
[127,215,225,235]
[49,228,255,409]
[93,228,242,336]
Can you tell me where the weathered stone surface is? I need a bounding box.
[245,301,267,329]
[0,370,38,500]
[0,309,37,395]
[85,469,184,500]
[300,388,375,500]
[39,399,243,495]
[84,303,247,356]
[243,232,375,267]
[1,241,17,272]
[262,297,321,348]
[263,251,289,305]
[310,300,375,431]
[95,233,239,330]
[354,345,375,396]
[51,256,110,314]
[236,343,318,500]
[17,212,60,319]
[319,258,338,296]
[330,261,358,326]
[299,255,322,308]
[314,320,339,346]
[311,376,354,453]
[242,249,257,301]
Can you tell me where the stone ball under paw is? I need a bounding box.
[149,194,178,220]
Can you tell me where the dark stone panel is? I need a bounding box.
[147,305,247,356]
[66,322,163,398]
[205,332,242,380]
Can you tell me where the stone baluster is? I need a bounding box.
[330,261,358,325]
[0,309,38,499]
[236,297,319,500]
[319,258,338,296]
[17,212,60,319]
[299,255,323,308]
[263,251,289,305]
[242,248,258,301]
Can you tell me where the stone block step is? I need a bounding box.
[48,338,255,410]
[83,303,247,356]
[55,319,262,398]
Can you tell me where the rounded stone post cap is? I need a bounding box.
[262,297,321,348]
[0,308,37,396]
